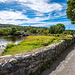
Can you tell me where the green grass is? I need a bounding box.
[1,34,72,56]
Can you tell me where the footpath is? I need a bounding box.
[42,44,75,75]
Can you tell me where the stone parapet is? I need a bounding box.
[0,36,75,75]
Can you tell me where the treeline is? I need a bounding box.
[0,23,75,36]
[0,25,48,35]
[63,30,75,35]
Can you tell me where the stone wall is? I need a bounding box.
[0,36,75,75]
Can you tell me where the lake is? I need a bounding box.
[0,36,26,50]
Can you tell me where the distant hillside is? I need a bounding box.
[0,24,48,29]
[0,24,20,28]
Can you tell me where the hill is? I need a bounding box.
[0,24,20,28]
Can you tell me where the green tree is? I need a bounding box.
[49,24,65,34]
[10,27,17,35]
[15,31,21,35]
[56,23,65,33]
[3,28,11,35]
[30,28,36,33]
[37,29,44,34]
[66,0,75,24]
[49,25,56,34]
[0,29,5,35]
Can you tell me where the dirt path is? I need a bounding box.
[42,44,75,75]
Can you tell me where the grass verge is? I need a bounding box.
[1,34,71,56]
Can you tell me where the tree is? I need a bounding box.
[10,27,17,35]
[56,23,65,33]
[49,25,56,34]
[3,28,11,35]
[37,28,44,34]
[15,31,21,35]
[30,28,36,33]
[66,0,75,24]
[49,24,65,34]
[0,29,5,35]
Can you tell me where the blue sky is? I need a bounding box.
[0,0,75,30]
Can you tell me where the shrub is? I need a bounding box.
[5,44,16,49]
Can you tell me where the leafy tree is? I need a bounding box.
[15,31,21,35]
[0,29,5,35]
[43,30,49,35]
[66,0,75,24]
[56,23,65,33]
[49,24,65,34]
[37,29,44,34]
[30,28,36,33]
[49,25,56,34]
[10,27,17,35]
[63,30,75,35]
[3,28,11,35]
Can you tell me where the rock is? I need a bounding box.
[0,63,2,70]
[24,54,32,59]
[3,62,12,69]
[9,58,17,64]
[0,55,12,59]
[15,56,23,61]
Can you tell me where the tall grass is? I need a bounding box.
[1,34,71,56]
[1,35,58,55]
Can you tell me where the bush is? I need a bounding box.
[2,44,16,54]
[15,31,21,35]
[5,44,16,49]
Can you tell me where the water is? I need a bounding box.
[0,36,26,49]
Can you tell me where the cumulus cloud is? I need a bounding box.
[0,19,26,25]
[26,14,50,23]
[0,10,67,25]
[0,11,28,19]
[50,11,66,19]
[20,0,62,13]
[35,12,44,16]
[0,10,50,25]
[0,17,70,26]
[30,21,71,27]
[0,0,69,27]
[0,0,62,13]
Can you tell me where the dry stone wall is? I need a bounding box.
[0,36,75,75]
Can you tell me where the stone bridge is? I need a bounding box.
[0,35,75,75]
[42,43,75,75]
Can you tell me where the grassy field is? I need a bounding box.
[1,34,72,56]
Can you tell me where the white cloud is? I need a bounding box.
[21,0,62,13]
[23,14,50,23]
[0,10,50,25]
[0,11,28,19]
[35,12,44,16]
[0,19,25,25]
[0,10,68,25]
[62,3,67,9]
[30,21,71,27]
[0,10,50,24]
[0,18,71,26]
[0,0,26,3]
[0,0,8,2]
[0,0,68,26]
[0,0,62,13]
[50,11,66,19]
